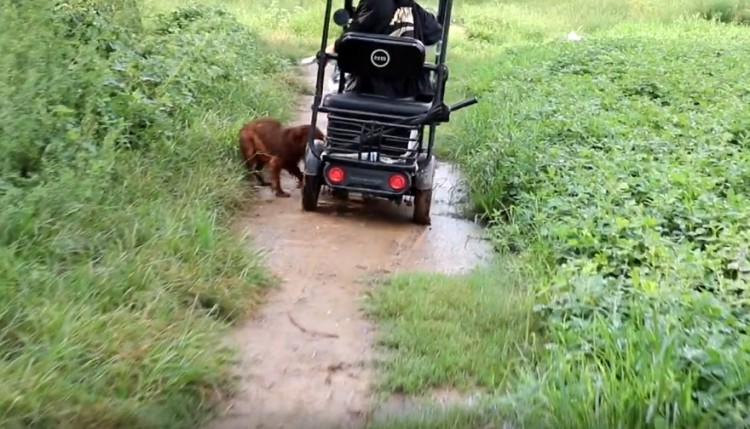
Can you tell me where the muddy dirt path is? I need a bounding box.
[207,65,491,429]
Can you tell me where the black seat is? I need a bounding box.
[334,32,426,80]
[323,32,433,118]
[322,92,430,117]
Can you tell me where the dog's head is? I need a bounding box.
[311,125,325,142]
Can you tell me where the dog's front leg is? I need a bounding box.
[269,158,290,197]
[287,164,304,188]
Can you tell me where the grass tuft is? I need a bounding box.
[365,256,541,397]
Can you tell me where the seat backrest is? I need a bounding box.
[335,32,426,80]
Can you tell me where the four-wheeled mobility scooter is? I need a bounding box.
[301,0,478,225]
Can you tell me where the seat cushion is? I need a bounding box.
[322,92,431,117]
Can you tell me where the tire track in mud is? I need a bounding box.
[207,65,491,429]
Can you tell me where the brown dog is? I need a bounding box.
[238,117,325,197]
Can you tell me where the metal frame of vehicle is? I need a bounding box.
[301,0,477,225]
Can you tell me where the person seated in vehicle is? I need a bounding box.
[338,0,442,102]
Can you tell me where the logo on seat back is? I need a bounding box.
[370,49,390,68]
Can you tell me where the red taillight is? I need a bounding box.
[327,166,345,184]
[388,173,407,190]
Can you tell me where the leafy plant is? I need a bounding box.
[450,19,750,428]
[0,1,298,427]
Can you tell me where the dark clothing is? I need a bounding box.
[349,0,442,44]
[343,0,442,101]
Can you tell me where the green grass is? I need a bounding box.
[0,0,303,427]
[365,257,541,397]
[364,0,750,428]
[141,0,327,58]
[368,407,493,429]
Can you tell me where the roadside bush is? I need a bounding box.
[452,20,750,428]
[697,0,750,24]
[0,1,295,428]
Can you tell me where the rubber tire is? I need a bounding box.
[412,188,432,226]
[302,174,322,211]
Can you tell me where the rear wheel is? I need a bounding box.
[412,188,432,225]
[302,174,322,211]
